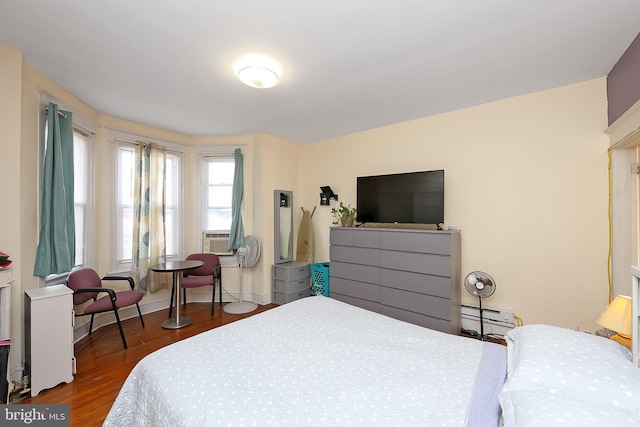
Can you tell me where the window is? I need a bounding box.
[197,148,242,268]
[113,135,183,271]
[39,103,95,282]
[72,128,91,267]
[164,154,180,259]
[117,145,135,264]
[203,157,235,231]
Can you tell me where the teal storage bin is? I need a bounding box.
[310,262,330,296]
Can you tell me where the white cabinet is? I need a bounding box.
[25,285,75,396]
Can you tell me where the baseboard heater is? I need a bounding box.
[460,304,515,337]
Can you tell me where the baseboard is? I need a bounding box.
[72,290,272,343]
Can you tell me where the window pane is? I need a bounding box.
[208,161,234,184]
[165,154,179,258]
[166,156,176,206]
[207,208,232,230]
[73,135,86,204]
[165,207,175,257]
[204,158,234,231]
[118,146,136,264]
[120,148,135,206]
[74,204,85,266]
[207,186,232,207]
[121,206,133,262]
[72,128,89,269]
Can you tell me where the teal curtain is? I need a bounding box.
[33,102,75,276]
[131,143,167,292]
[228,148,244,249]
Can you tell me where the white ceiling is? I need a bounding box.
[0,1,639,145]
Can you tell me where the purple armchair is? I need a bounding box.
[169,253,222,317]
[67,268,144,349]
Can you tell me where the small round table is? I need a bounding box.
[150,260,204,329]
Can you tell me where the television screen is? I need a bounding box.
[357,170,444,224]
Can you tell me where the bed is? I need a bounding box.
[104,296,640,426]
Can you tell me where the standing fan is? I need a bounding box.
[464,271,496,341]
[224,236,261,314]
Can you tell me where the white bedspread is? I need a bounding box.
[104,296,503,426]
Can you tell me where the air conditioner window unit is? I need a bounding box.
[202,231,234,255]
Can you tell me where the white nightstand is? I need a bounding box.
[25,285,75,396]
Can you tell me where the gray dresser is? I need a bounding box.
[272,261,311,305]
[329,227,461,334]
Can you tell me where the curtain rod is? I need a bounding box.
[44,106,67,118]
[44,107,95,136]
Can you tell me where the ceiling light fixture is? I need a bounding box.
[237,66,279,89]
[233,53,282,89]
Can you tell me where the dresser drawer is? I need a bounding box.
[332,293,381,313]
[381,250,451,277]
[330,245,380,267]
[330,228,381,248]
[331,277,380,302]
[273,277,309,294]
[381,305,451,333]
[331,261,380,284]
[380,269,451,298]
[273,262,310,281]
[380,286,451,320]
[273,288,310,305]
[381,231,451,255]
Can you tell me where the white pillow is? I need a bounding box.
[500,390,640,427]
[503,324,640,416]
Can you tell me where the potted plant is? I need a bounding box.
[331,202,357,226]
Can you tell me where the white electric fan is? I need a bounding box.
[463,271,496,341]
[224,236,261,314]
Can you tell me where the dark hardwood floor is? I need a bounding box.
[13,301,277,427]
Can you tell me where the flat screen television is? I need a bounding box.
[356,170,444,225]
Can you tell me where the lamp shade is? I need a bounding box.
[596,295,632,337]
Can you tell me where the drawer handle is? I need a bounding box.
[297,291,305,296]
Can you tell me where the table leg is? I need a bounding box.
[162,270,193,329]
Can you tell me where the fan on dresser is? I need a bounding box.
[464,271,496,341]
[224,236,261,315]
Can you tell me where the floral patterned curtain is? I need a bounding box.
[131,142,167,292]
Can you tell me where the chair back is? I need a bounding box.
[184,253,220,277]
[67,268,103,305]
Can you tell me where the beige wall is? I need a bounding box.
[253,133,304,300]
[0,44,23,374]
[301,78,610,331]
